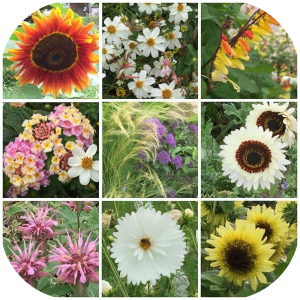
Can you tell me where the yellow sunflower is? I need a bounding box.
[247,204,291,263]
[8,7,99,98]
[205,220,275,291]
[275,201,297,242]
[201,201,243,225]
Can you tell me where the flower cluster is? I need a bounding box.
[137,108,198,198]
[219,102,296,191]
[18,206,58,243]
[102,3,198,99]
[3,104,98,197]
[62,201,95,212]
[4,138,50,198]
[49,231,99,286]
[205,202,296,291]
[9,240,49,286]
[211,10,279,91]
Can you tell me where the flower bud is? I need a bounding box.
[102,280,113,296]
[184,208,193,218]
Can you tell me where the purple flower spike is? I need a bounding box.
[166,190,177,198]
[157,151,171,164]
[172,156,182,169]
[166,133,177,148]
[189,124,198,133]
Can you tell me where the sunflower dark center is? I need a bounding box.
[236,140,272,173]
[256,221,273,241]
[32,33,77,71]
[256,111,286,137]
[224,240,256,274]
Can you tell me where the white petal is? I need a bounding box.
[86,144,97,157]
[68,157,81,167]
[68,166,82,178]
[90,168,99,182]
[72,146,85,159]
[79,169,91,185]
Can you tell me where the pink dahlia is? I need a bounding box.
[9,240,49,286]
[49,231,99,285]
[62,201,95,212]
[18,206,58,243]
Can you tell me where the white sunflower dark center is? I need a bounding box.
[236,140,272,173]
[140,238,151,250]
[81,157,93,169]
[224,240,257,274]
[256,111,286,137]
[32,33,77,71]
[256,221,273,241]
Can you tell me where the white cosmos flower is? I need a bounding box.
[128,70,155,99]
[110,208,187,285]
[150,57,165,77]
[103,16,129,46]
[246,102,297,147]
[151,81,185,99]
[102,41,115,64]
[219,126,291,191]
[67,144,99,185]
[168,3,192,25]
[102,280,113,296]
[138,3,158,14]
[123,40,142,60]
[137,27,166,58]
[164,27,182,49]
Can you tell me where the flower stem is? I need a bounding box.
[102,238,129,297]
[209,201,217,234]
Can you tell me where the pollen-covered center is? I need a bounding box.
[256,111,286,137]
[256,221,273,241]
[147,38,155,46]
[135,80,143,88]
[224,240,257,274]
[129,42,136,49]
[177,4,184,11]
[236,140,272,173]
[32,33,77,71]
[107,25,116,34]
[162,88,172,99]
[169,32,175,40]
[102,48,107,54]
[81,157,93,170]
[140,238,151,250]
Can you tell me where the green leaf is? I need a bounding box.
[3,173,11,196]
[230,69,260,94]
[210,82,240,99]
[57,206,77,223]
[3,237,14,256]
[88,283,99,297]
[37,276,52,291]
[43,284,72,296]
[9,84,42,99]
[218,201,234,213]
[7,206,24,216]
[201,270,223,285]
[201,79,207,98]
[245,64,275,73]
[4,107,33,133]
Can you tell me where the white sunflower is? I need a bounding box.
[246,102,297,147]
[219,126,290,191]
[110,208,187,285]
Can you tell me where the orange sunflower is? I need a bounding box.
[8,7,99,98]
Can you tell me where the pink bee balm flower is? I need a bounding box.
[18,206,58,242]
[9,240,49,286]
[62,201,95,212]
[49,231,99,286]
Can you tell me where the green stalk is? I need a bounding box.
[76,201,84,232]
[102,238,129,297]
[114,201,119,219]
[183,225,198,252]
[209,201,217,234]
